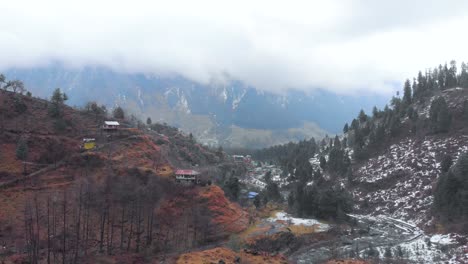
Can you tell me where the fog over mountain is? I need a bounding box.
[2,0,468,147]
[2,0,468,95]
[5,65,389,148]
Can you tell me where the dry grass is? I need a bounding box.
[176,247,288,264]
[0,143,22,175]
[287,224,319,235]
[198,186,249,234]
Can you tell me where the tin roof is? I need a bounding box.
[104,121,120,126]
[175,169,200,175]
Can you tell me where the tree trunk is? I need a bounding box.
[47,196,51,264]
[74,186,83,263]
[63,191,67,264]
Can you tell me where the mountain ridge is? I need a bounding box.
[4,64,389,148]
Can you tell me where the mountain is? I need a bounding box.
[5,64,390,148]
[251,62,468,262]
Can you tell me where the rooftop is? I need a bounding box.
[175,169,200,175]
[104,121,120,126]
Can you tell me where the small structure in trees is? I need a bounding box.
[233,155,245,163]
[175,169,200,184]
[82,138,96,150]
[174,169,212,186]
[102,121,120,131]
[248,191,259,199]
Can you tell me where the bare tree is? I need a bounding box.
[5,80,25,94]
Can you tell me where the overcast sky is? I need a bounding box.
[1,0,468,95]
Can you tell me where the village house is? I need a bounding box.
[102,121,120,131]
[174,169,200,184]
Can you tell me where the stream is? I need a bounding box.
[289,214,424,263]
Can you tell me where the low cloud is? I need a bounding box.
[1,0,468,95]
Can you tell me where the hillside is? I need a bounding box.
[251,62,468,263]
[0,89,250,263]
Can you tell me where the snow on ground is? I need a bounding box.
[375,233,465,264]
[309,154,321,171]
[354,135,468,224]
[241,163,287,189]
[267,211,330,232]
[430,234,457,245]
[351,133,468,262]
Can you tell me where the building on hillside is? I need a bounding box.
[233,155,245,163]
[175,169,200,184]
[82,138,96,150]
[102,121,120,131]
[248,191,259,199]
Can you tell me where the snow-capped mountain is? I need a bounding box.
[5,64,389,148]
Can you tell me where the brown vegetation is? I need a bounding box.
[0,90,246,263]
[176,247,288,264]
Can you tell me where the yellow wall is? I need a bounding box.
[84,142,96,150]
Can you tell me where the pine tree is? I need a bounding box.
[146,117,152,125]
[463,100,468,123]
[447,60,458,88]
[412,78,418,99]
[49,88,67,118]
[350,119,359,130]
[384,247,392,258]
[253,195,261,208]
[429,97,451,133]
[343,123,349,133]
[113,106,125,119]
[358,109,367,123]
[319,156,327,169]
[372,106,379,118]
[51,88,64,104]
[438,64,446,90]
[403,79,412,106]
[460,62,468,88]
[16,138,28,160]
[441,154,453,173]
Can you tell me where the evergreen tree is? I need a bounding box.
[16,138,28,160]
[146,117,152,125]
[447,60,458,88]
[287,192,295,208]
[429,97,451,133]
[224,177,240,201]
[372,106,379,118]
[265,181,282,202]
[417,71,426,95]
[403,79,412,106]
[384,247,392,258]
[434,152,468,221]
[253,195,261,208]
[319,156,327,170]
[343,123,349,133]
[460,62,468,88]
[49,88,67,118]
[412,78,419,99]
[51,88,65,104]
[113,106,125,119]
[441,154,453,173]
[358,109,367,123]
[463,100,468,123]
[0,74,5,89]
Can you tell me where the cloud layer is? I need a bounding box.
[1,0,468,95]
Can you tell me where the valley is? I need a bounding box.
[1,61,468,264]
